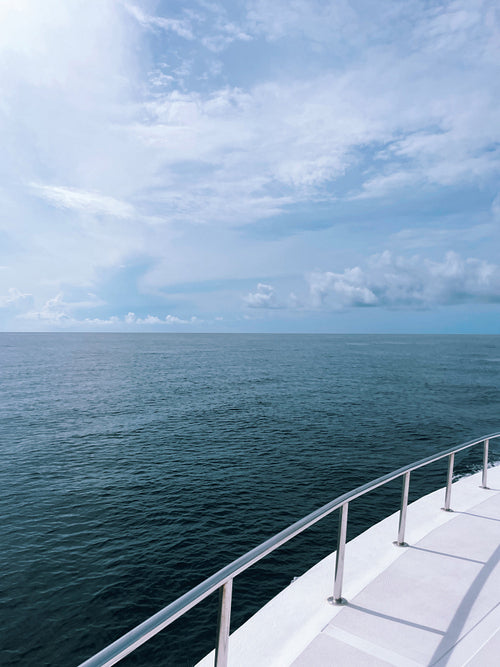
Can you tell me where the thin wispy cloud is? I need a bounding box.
[31,184,135,218]
[0,288,33,309]
[125,4,195,40]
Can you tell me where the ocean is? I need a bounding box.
[1,333,499,666]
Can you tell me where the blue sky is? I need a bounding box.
[1,0,500,332]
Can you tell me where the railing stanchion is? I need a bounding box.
[329,502,349,605]
[442,453,454,511]
[394,471,410,547]
[481,439,489,489]
[215,579,233,667]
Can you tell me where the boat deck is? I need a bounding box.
[294,489,500,666]
[198,465,500,666]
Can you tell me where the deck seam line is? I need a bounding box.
[322,623,423,667]
[431,601,500,666]
[462,629,500,667]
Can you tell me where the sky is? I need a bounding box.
[1,0,500,333]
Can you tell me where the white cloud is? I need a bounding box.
[19,299,201,329]
[31,184,135,218]
[309,268,378,308]
[23,292,107,323]
[125,2,251,52]
[165,314,200,324]
[134,9,500,222]
[24,293,79,323]
[125,312,201,325]
[243,283,301,310]
[0,287,33,308]
[308,252,500,309]
[4,1,500,234]
[201,20,251,52]
[412,1,489,55]
[244,283,280,308]
[125,4,194,40]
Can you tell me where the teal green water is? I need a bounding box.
[1,334,499,665]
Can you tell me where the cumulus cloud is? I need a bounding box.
[244,283,281,308]
[308,252,500,309]
[125,312,201,325]
[243,283,302,310]
[19,298,202,329]
[309,268,378,307]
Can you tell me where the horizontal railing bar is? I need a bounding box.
[79,431,500,667]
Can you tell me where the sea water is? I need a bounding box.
[1,333,499,665]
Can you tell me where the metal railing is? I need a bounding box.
[79,431,500,667]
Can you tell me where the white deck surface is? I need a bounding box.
[197,464,500,667]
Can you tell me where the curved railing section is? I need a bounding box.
[79,432,500,667]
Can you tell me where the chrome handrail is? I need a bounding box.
[79,431,500,667]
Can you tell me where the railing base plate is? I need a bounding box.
[393,541,409,547]
[328,596,348,605]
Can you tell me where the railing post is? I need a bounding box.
[442,452,454,511]
[481,439,489,489]
[394,472,410,547]
[329,502,349,605]
[215,579,233,667]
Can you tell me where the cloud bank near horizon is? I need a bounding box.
[243,252,500,313]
